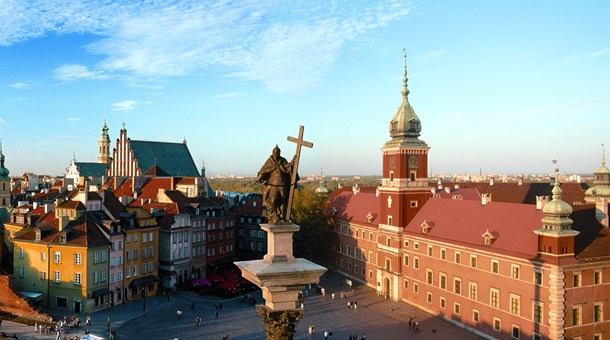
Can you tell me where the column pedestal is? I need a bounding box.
[256,305,304,340]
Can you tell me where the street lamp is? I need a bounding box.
[142,286,146,311]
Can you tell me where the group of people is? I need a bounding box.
[347,301,358,310]
[408,317,420,332]
[348,334,366,340]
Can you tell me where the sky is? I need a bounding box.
[0,0,609,177]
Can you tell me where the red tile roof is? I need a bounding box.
[327,186,380,226]
[406,199,544,258]
[14,214,110,247]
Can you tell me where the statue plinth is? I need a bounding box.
[235,222,327,339]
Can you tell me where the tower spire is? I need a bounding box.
[602,143,606,168]
[402,48,410,98]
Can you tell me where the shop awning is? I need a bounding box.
[20,291,44,302]
[91,288,110,297]
[129,275,158,287]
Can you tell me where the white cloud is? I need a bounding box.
[0,118,5,123]
[416,50,447,64]
[112,100,142,111]
[10,81,33,89]
[567,47,610,62]
[53,64,107,81]
[1,1,412,93]
[67,118,80,122]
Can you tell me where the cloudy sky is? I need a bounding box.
[0,0,609,177]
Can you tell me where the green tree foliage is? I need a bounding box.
[291,186,330,262]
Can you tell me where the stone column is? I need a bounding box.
[235,223,326,340]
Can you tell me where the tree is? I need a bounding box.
[291,186,331,262]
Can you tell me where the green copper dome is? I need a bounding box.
[0,143,9,179]
[585,144,610,201]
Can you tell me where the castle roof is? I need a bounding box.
[130,140,199,177]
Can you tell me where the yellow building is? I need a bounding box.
[13,200,110,313]
[123,206,159,300]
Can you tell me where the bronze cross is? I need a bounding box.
[286,125,313,222]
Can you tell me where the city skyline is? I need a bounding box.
[1,1,609,177]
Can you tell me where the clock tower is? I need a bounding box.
[376,50,432,300]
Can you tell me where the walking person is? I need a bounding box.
[361,333,366,340]
[354,301,358,310]
[408,317,412,329]
[219,303,223,311]
[215,309,219,319]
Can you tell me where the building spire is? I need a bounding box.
[551,160,562,199]
[402,48,410,98]
[602,143,606,168]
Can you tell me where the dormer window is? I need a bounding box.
[367,212,374,224]
[481,229,499,246]
[421,220,434,234]
[60,233,67,243]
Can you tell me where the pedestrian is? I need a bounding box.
[215,310,219,319]
[191,301,196,310]
[85,315,91,326]
[219,303,223,311]
[408,317,412,329]
[414,321,419,332]
[321,288,326,296]
[354,301,358,310]
[215,303,219,311]
[331,292,335,300]
[361,333,366,340]
[329,330,333,339]
[347,301,351,309]
[324,330,329,340]
[349,335,353,340]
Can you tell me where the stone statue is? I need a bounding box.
[258,145,298,223]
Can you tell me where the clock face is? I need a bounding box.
[409,155,419,168]
[388,156,397,169]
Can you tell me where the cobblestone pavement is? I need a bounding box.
[2,270,484,340]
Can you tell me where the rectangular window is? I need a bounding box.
[414,242,419,250]
[510,294,520,315]
[54,270,61,283]
[410,200,418,208]
[18,247,24,259]
[74,253,82,264]
[413,283,419,293]
[491,260,499,274]
[572,305,581,326]
[440,273,447,290]
[142,263,147,274]
[74,273,82,285]
[440,248,446,260]
[369,270,373,279]
[427,245,433,256]
[101,270,106,282]
[454,302,460,315]
[101,250,107,262]
[133,249,138,259]
[533,302,543,324]
[454,277,461,295]
[404,254,409,266]
[133,265,137,276]
[126,250,131,260]
[472,309,480,323]
[142,233,147,242]
[110,257,115,267]
[93,251,99,264]
[470,255,477,268]
[511,325,520,339]
[469,282,478,300]
[455,251,461,264]
[511,265,520,279]
[385,258,391,271]
[493,317,501,332]
[427,269,433,285]
[573,273,581,287]
[427,292,432,303]
[93,271,98,284]
[440,297,446,309]
[41,252,47,261]
[110,273,115,284]
[18,266,24,277]
[134,233,138,242]
[594,302,603,323]
[534,271,543,285]
[149,232,153,241]
[54,251,61,263]
[404,279,409,289]
[490,288,500,308]
[414,256,419,270]
[40,271,47,280]
[594,270,602,285]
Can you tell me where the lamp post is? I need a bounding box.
[142,286,146,311]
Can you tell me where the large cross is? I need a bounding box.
[286,125,313,222]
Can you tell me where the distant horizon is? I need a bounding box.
[1,1,608,177]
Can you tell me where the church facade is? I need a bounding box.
[324,53,610,340]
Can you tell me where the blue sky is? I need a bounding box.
[0,1,609,177]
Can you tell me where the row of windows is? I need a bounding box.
[403,243,544,283]
[335,258,367,277]
[572,270,604,287]
[127,232,154,243]
[125,262,154,278]
[572,303,605,325]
